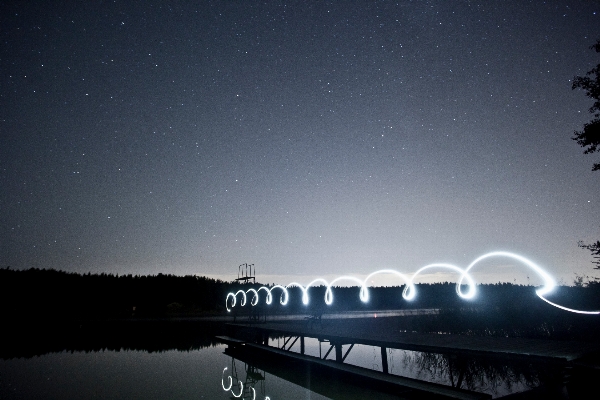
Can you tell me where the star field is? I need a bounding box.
[1,1,599,284]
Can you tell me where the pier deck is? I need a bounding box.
[221,339,492,399]
[221,318,600,398]
[227,320,600,363]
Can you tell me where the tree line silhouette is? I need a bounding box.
[2,267,600,360]
[0,267,230,320]
[2,267,599,323]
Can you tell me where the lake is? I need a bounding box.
[0,317,580,399]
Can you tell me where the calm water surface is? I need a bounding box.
[0,339,537,399]
[0,344,333,400]
[0,317,563,399]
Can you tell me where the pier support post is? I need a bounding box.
[335,343,343,363]
[381,347,388,374]
[301,336,305,355]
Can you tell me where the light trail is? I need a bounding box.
[232,381,243,398]
[225,251,600,314]
[362,270,412,302]
[222,367,267,400]
[221,367,232,391]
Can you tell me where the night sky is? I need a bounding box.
[1,1,599,285]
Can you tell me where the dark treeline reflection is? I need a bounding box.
[401,349,600,398]
[224,343,584,399]
[403,351,554,394]
[1,320,227,360]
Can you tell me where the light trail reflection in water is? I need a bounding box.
[221,357,270,400]
[262,338,544,398]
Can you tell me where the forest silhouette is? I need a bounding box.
[2,267,599,321]
[2,266,600,360]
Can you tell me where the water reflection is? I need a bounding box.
[221,358,270,400]
[246,336,569,398]
[4,319,597,399]
[401,350,552,396]
[224,346,406,400]
[1,320,226,359]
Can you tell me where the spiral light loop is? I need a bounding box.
[224,252,600,314]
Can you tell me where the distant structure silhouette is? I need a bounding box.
[236,263,255,284]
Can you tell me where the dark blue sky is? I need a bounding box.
[1,1,599,285]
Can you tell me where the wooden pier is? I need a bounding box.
[227,320,600,364]
[219,336,492,399]
[218,318,600,398]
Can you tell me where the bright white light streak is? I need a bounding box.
[257,286,272,304]
[328,276,366,304]
[408,263,477,300]
[236,290,247,306]
[232,381,243,398]
[225,293,234,312]
[225,290,248,312]
[221,367,232,391]
[538,296,600,315]
[288,279,331,304]
[362,270,412,302]
[224,252,600,314]
[247,288,258,306]
[461,251,554,297]
[271,285,289,305]
[459,251,599,315]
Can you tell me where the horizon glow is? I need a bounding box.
[225,251,600,315]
